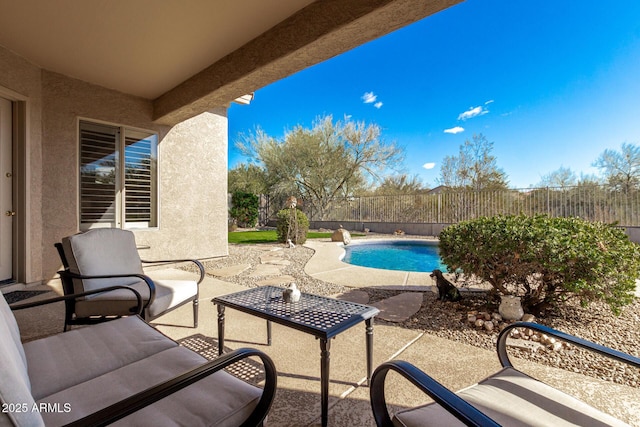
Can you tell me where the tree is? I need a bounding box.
[537,166,577,188]
[229,191,259,228]
[372,174,427,195]
[228,163,271,194]
[592,143,640,193]
[236,115,403,219]
[438,133,508,191]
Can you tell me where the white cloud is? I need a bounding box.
[422,162,436,170]
[444,126,465,134]
[362,92,377,104]
[485,99,494,105]
[457,105,489,121]
[374,102,383,109]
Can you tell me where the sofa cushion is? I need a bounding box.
[0,293,43,427]
[39,346,263,427]
[0,292,28,378]
[25,316,177,400]
[393,367,630,427]
[62,228,144,293]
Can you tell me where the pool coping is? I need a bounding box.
[303,237,438,290]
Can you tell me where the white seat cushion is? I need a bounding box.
[393,367,630,427]
[73,278,197,318]
[147,279,198,318]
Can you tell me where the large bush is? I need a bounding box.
[229,191,259,228]
[276,208,309,244]
[439,214,640,314]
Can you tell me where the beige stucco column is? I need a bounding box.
[134,108,229,261]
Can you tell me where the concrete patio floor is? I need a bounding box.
[11,249,640,426]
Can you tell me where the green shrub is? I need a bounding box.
[229,191,259,228]
[276,208,309,244]
[439,214,640,315]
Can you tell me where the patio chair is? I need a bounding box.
[370,321,640,426]
[56,228,205,330]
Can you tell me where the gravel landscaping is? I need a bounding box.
[196,242,640,388]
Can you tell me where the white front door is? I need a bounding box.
[0,97,13,283]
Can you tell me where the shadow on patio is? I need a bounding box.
[12,269,640,426]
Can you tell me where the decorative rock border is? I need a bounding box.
[466,310,566,352]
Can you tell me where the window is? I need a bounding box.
[79,120,158,229]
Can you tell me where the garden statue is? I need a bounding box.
[499,295,524,321]
[283,283,301,303]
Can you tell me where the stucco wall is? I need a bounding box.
[37,71,228,281]
[134,109,229,261]
[0,45,43,284]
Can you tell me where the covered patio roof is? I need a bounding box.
[0,0,463,125]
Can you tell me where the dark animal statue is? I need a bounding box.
[430,269,462,302]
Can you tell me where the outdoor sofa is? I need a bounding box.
[0,289,276,426]
[370,321,639,426]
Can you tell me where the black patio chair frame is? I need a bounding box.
[370,321,640,427]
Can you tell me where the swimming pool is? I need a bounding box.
[341,240,448,272]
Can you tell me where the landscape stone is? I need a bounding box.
[263,259,291,266]
[372,292,423,322]
[206,264,251,277]
[249,264,282,277]
[260,252,284,264]
[331,228,351,244]
[256,275,296,286]
[335,290,369,305]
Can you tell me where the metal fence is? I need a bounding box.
[282,186,640,226]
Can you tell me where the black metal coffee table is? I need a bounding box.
[212,286,379,427]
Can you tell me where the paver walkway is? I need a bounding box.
[370,292,424,322]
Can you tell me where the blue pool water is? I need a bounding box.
[342,240,448,272]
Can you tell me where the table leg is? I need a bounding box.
[366,318,374,386]
[267,319,272,346]
[217,304,226,356]
[320,338,331,427]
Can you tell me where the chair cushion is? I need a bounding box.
[73,279,198,318]
[38,346,263,427]
[62,228,144,293]
[393,367,630,427]
[0,293,43,426]
[25,316,177,400]
[147,279,198,318]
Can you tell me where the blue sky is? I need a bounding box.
[228,0,640,189]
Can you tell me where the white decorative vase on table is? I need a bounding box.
[498,295,524,321]
[283,283,301,303]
